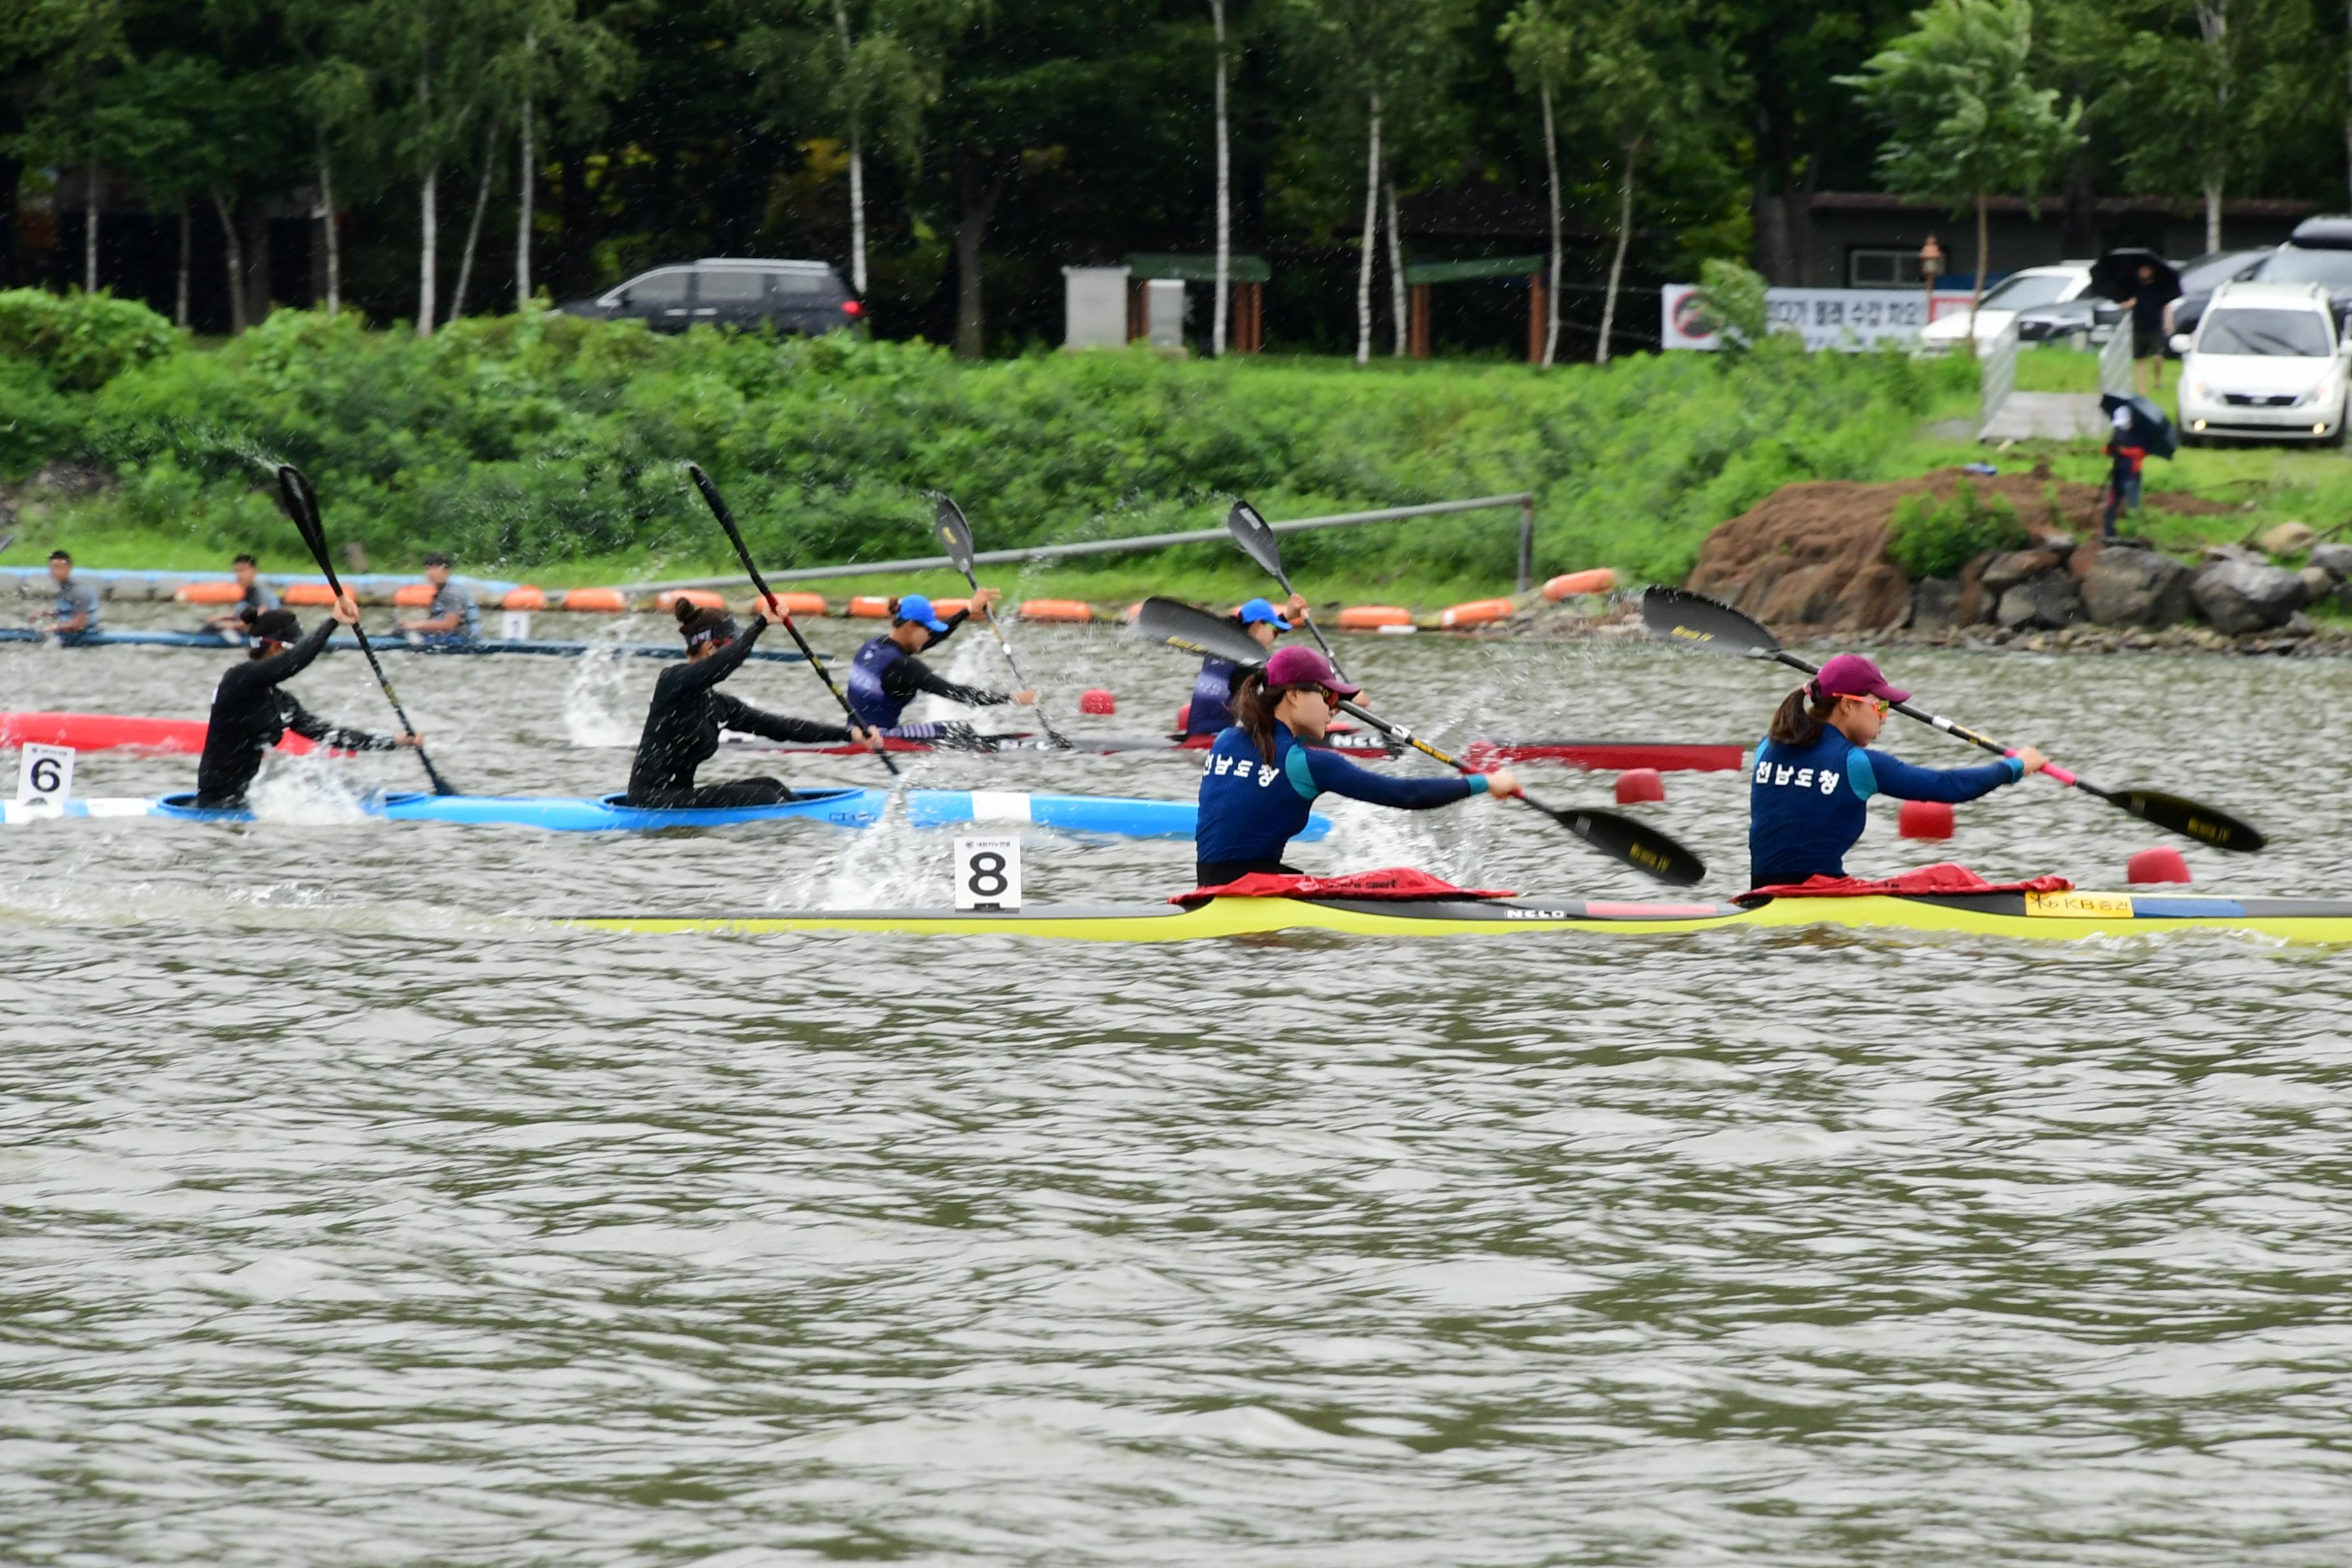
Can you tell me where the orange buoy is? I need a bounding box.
[175,580,245,605]
[2127,847,2191,885]
[560,587,629,613]
[282,582,340,606]
[848,595,894,618]
[932,597,972,618]
[1020,599,1093,622]
[1614,767,1665,804]
[1542,568,1616,602]
[1335,605,1411,630]
[1440,597,1514,629]
[755,591,826,616]
[657,589,727,612]
[393,582,438,607]
[1898,799,1954,839]
[1080,689,1115,715]
[502,586,548,611]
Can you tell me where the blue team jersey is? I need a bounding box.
[1749,727,2023,886]
[847,636,909,728]
[1195,720,1480,866]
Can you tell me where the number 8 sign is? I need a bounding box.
[953,835,1023,911]
[16,743,75,812]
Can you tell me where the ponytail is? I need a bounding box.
[1768,681,1840,746]
[1233,669,1331,766]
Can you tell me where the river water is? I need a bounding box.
[6,610,2351,1565]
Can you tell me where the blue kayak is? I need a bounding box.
[2,788,1328,840]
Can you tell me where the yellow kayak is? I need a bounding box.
[569,890,2352,945]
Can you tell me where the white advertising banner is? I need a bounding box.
[1661,284,1979,351]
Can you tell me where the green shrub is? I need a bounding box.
[0,288,181,392]
[1885,481,2027,580]
[1693,259,1769,351]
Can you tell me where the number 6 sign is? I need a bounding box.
[15,743,75,812]
[953,835,1023,911]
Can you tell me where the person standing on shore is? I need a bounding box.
[2118,260,2181,395]
[396,553,478,645]
[32,551,100,642]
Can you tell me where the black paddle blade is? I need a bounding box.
[2097,787,2267,854]
[1530,800,1709,887]
[1225,499,1286,581]
[1640,585,1781,659]
[1133,595,1266,667]
[934,496,976,576]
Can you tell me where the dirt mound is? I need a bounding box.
[1687,467,2231,631]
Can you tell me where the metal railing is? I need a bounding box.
[1977,320,2019,436]
[629,492,1543,594]
[2097,314,2134,397]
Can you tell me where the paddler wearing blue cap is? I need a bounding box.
[846,589,1037,743]
[1184,594,1309,738]
[1193,644,1522,885]
[1750,653,2047,887]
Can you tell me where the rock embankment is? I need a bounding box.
[1683,467,2342,644]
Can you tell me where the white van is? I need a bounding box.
[2171,281,2349,444]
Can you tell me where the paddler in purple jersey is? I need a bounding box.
[1749,652,2046,887]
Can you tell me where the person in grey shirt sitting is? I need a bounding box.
[203,553,280,635]
[33,550,100,642]
[396,551,478,645]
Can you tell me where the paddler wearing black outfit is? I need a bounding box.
[194,601,418,808]
[626,600,877,807]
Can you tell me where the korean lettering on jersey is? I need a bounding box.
[1755,755,1843,796]
[1206,751,1282,789]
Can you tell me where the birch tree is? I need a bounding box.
[1498,0,1572,366]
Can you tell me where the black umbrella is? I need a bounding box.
[2101,391,2178,459]
[2090,248,2180,304]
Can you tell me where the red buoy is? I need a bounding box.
[1614,767,1665,804]
[1173,702,1191,731]
[1898,799,1954,839]
[1079,688,1115,716]
[2127,847,2191,885]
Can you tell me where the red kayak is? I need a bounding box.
[0,710,322,755]
[1462,740,1745,772]
[726,726,1741,770]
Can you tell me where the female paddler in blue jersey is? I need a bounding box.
[1184,594,1308,738]
[1193,644,1522,885]
[1750,653,2046,887]
[846,590,1037,744]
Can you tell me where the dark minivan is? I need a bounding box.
[560,259,865,335]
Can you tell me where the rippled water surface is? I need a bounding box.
[7,611,2352,1565]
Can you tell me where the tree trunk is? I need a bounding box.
[1970,185,1989,348]
[451,122,498,322]
[1596,139,1636,366]
[209,186,248,335]
[1386,182,1407,357]
[516,30,536,308]
[175,196,191,328]
[952,157,1008,359]
[2198,0,2230,254]
[416,55,436,338]
[84,161,101,292]
[834,1,867,298]
[318,150,340,315]
[1540,78,1562,367]
[2346,0,2352,208]
[2203,177,2223,254]
[1210,0,1229,357]
[1356,92,1381,367]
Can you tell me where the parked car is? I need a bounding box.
[2171,280,2350,445]
[2013,295,2125,346]
[559,259,865,335]
[2169,222,2352,339]
[1917,264,2097,352]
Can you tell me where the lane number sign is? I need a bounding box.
[954,834,1023,911]
[16,743,75,811]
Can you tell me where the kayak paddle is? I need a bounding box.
[1135,596,1707,886]
[932,495,1070,748]
[1224,498,1348,675]
[1640,585,2265,853]
[274,465,455,796]
[685,463,899,779]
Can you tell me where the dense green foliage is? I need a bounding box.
[7,300,1971,586]
[1885,479,2026,578]
[0,288,181,390]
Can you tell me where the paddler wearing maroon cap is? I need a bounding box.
[1192,644,1522,885]
[1750,653,2046,887]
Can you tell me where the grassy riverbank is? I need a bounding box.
[5,297,2348,608]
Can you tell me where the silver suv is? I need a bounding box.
[560,259,866,335]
